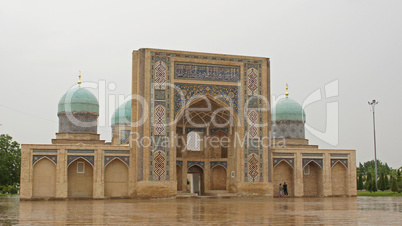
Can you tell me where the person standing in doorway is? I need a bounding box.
[283,182,288,196]
[279,183,283,197]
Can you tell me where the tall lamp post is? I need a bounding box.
[368,100,379,187]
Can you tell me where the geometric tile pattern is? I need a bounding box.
[210,161,227,169]
[302,158,323,169]
[104,156,130,167]
[272,122,305,139]
[244,65,263,182]
[154,61,167,89]
[67,155,94,167]
[247,153,259,182]
[248,110,258,138]
[152,149,167,181]
[273,158,294,168]
[174,83,240,115]
[331,159,348,168]
[154,104,166,135]
[150,56,171,181]
[247,68,258,96]
[33,155,57,165]
[174,62,240,82]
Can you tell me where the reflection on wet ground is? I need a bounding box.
[1,196,401,225]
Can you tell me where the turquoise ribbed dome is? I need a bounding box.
[272,97,306,121]
[58,86,99,114]
[111,100,131,126]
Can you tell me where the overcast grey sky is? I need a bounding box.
[1,0,401,168]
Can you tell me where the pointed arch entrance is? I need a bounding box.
[32,158,56,198]
[303,161,323,197]
[68,158,93,198]
[187,165,204,195]
[273,160,294,197]
[331,162,347,196]
[104,158,128,197]
[211,165,227,190]
[175,95,239,195]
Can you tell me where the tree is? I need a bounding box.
[365,172,372,190]
[371,179,377,192]
[391,176,398,193]
[0,134,21,188]
[378,173,384,191]
[357,173,364,190]
[384,173,390,190]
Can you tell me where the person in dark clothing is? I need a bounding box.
[283,182,288,196]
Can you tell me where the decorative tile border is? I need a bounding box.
[33,149,57,154]
[67,155,94,167]
[104,150,130,155]
[33,155,57,165]
[104,156,130,167]
[331,159,348,168]
[330,153,349,158]
[273,152,295,157]
[210,161,227,169]
[302,158,323,169]
[302,153,323,157]
[187,161,205,169]
[174,62,240,82]
[273,158,294,168]
[67,149,94,154]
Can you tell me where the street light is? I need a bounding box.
[368,99,379,188]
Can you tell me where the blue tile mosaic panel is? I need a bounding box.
[174,83,240,115]
[33,155,57,165]
[67,155,95,167]
[210,161,227,169]
[302,158,323,169]
[174,62,240,82]
[104,156,130,167]
[331,159,348,168]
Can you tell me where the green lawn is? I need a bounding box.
[0,194,19,197]
[358,190,402,197]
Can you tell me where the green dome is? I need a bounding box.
[111,100,131,126]
[58,86,99,114]
[272,97,306,121]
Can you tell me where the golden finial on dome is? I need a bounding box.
[285,83,289,98]
[78,70,82,87]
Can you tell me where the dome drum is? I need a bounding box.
[58,112,98,134]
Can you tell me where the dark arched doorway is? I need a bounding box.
[187,165,204,195]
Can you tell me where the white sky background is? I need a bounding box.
[0,0,401,168]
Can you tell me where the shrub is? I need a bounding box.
[9,187,18,194]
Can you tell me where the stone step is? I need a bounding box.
[177,193,199,198]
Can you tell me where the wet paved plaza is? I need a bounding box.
[1,196,401,225]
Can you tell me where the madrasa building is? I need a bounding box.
[20,49,357,200]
